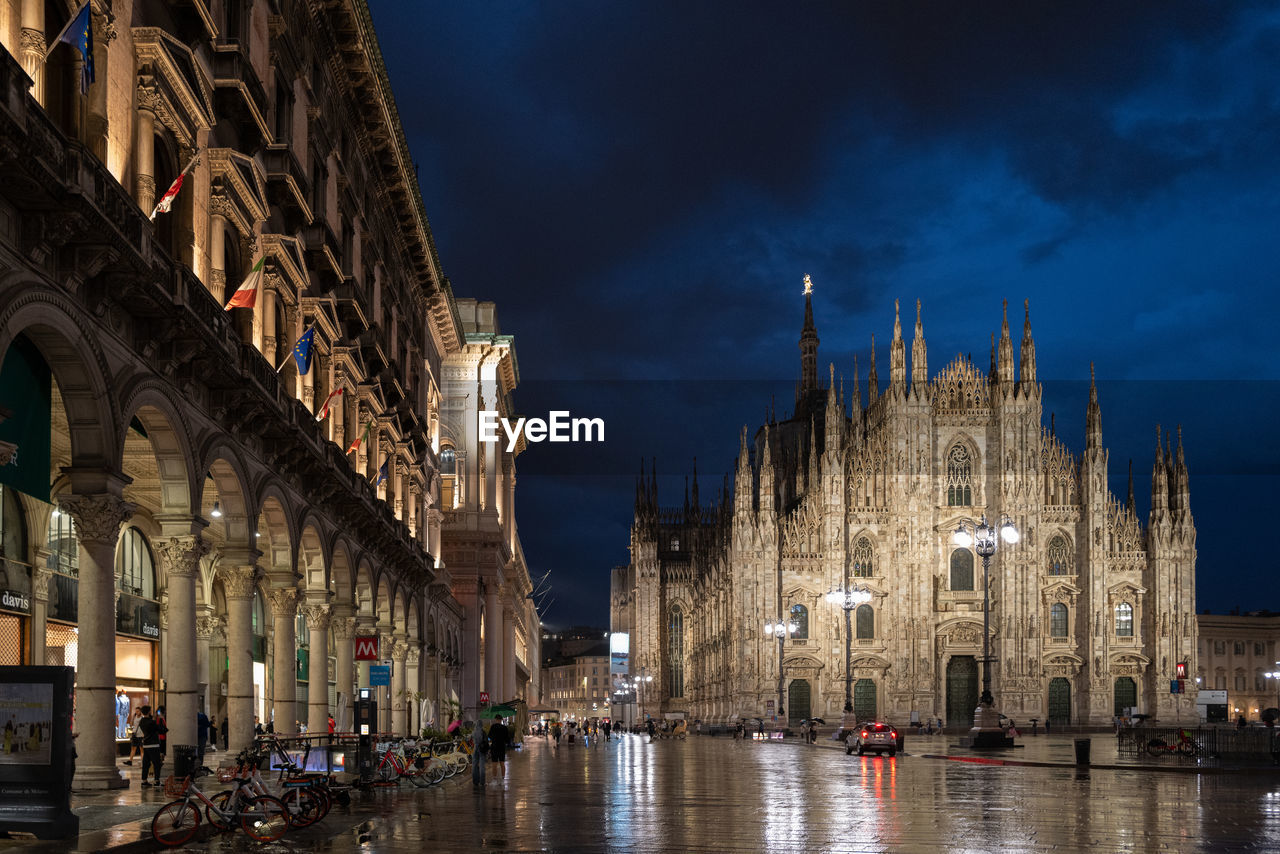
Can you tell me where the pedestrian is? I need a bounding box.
[488,717,510,772]
[602,720,611,741]
[208,715,217,750]
[1045,718,1051,735]
[552,721,561,745]
[328,713,335,735]
[469,721,487,789]
[155,706,168,759]
[138,705,163,787]
[197,710,210,764]
[646,719,656,742]
[125,705,144,765]
[254,717,264,737]
[219,716,228,748]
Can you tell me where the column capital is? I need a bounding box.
[59,493,135,545]
[331,616,359,639]
[406,647,420,666]
[302,602,331,629]
[268,587,300,617]
[220,566,258,600]
[155,535,210,578]
[392,641,409,662]
[195,614,224,640]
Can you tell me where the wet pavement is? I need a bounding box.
[3,734,1280,852]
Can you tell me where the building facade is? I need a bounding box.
[617,290,1199,729]
[541,647,610,723]
[1195,612,1280,721]
[0,0,537,790]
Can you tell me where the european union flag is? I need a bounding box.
[374,460,389,487]
[56,3,94,95]
[292,326,315,375]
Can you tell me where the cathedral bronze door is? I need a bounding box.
[788,679,811,722]
[946,656,978,728]
[1048,677,1071,725]
[854,679,877,721]
[1114,676,1137,717]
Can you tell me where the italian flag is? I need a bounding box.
[316,387,344,422]
[224,258,263,310]
[346,419,373,454]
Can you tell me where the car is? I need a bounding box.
[847,721,898,757]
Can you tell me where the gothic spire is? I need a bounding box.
[826,363,842,452]
[1152,424,1168,513]
[997,299,1014,386]
[691,457,699,509]
[890,299,906,391]
[1019,299,1037,387]
[1127,458,1135,512]
[807,417,820,490]
[911,298,927,391]
[989,333,997,380]
[798,274,820,400]
[868,334,879,402]
[1086,363,1102,450]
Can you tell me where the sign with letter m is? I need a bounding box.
[354,636,379,661]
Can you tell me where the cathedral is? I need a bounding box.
[616,282,1198,729]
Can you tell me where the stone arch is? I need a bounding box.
[118,380,198,516]
[0,286,118,468]
[329,538,356,609]
[297,517,329,596]
[197,440,254,547]
[354,559,376,621]
[254,485,295,579]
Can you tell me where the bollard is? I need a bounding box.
[1074,737,1091,765]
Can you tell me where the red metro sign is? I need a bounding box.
[354,636,379,661]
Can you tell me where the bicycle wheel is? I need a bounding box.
[206,790,236,830]
[1146,739,1168,756]
[152,800,201,846]
[407,764,433,788]
[282,788,323,827]
[374,757,400,784]
[240,795,289,841]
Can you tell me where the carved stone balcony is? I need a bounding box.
[212,44,270,148]
[302,220,343,286]
[262,143,312,230]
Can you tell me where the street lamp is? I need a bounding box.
[952,514,1019,746]
[825,584,873,713]
[763,617,797,722]
[1263,664,1280,720]
[637,671,653,722]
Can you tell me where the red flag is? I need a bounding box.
[224,258,263,310]
[149,149,200,220]
[316,387,344,422]
[347,419,373,454]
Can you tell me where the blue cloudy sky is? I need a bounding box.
[370,1,1280,628]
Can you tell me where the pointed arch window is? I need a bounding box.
[1115,602,1134,637]
[950,549,974,591]
[668,606,684,698]
[855,604,874,639]
[789,604,808,639]
[1050,603,1068,638]
[852,537,873,578]
[1047,536,1072,576]
[946,444,973,506]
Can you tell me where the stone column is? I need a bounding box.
[61,493,135,790]
[393,459,403,520]
[208,214,226,304]
[331,372,346,448]
[19,0,43,103]
[377,626,394,734]
[391,639,408,736]
[331,611,356,728]
[406,647,421,734]
[221,565,257,756]
[268,587,299,732]
[503,609,516,701]
[195,613,221,714]
[134,107,155,213]
[304,602,330,736]
[155,534,210,749]
[263,289,277,366]
[29,560,52,666]
[484,585,502,700]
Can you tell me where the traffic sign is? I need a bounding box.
[354,636,379,661]
[370,665,391,686]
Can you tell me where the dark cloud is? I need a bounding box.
[368,1,1280,627]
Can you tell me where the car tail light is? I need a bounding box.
[860,730,868,738]
[890,728,898,738]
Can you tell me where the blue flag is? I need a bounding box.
[374,460,389,487]
[56,3,94,95]
[292,326,315,375]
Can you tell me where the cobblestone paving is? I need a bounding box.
[172,734,1280,853]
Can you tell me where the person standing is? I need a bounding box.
[197,711,210,764]
[208,715,217,750]
[124,705,144,765]
[155,706,168,762]
[469,722,487,789]
[138,706,162,787]
[219,716,228,749]
[488,718,510,774]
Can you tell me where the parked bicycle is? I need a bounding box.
[151,760,288,846]
[1146,729,1201,757]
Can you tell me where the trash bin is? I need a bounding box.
[172,744,199,778]
[1074,738,1091,765]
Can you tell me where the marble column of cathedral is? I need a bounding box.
[391,638,408,735]
[484,584,502,700]
[155,529,210,749]
[221,562,257,756]
[305,601,330,735]
[269,587,299,732]
[61,490,135,789]
[331,608,356,729]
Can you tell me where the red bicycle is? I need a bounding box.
[1146,729,1201,757]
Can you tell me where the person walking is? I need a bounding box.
[196,711,210,764]
[137,706,163,787]
[208,715,217,751]
[469,722,487,789]
[488,718,511,774]
[155,706,168,762]
[646,718,656,742]
[124,705,144,765]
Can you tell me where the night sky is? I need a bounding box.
[368,1,1280,630]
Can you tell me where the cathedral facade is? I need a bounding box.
[617,289,1198,729]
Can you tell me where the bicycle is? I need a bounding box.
[151,768,288,846]
[373,739,411,785]
[1146,729,1201,757]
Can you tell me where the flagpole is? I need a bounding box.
[276,321,317,373]
[149,148,202,220]
[44,1,89,60]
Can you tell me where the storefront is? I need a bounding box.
[0,483,30,665]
